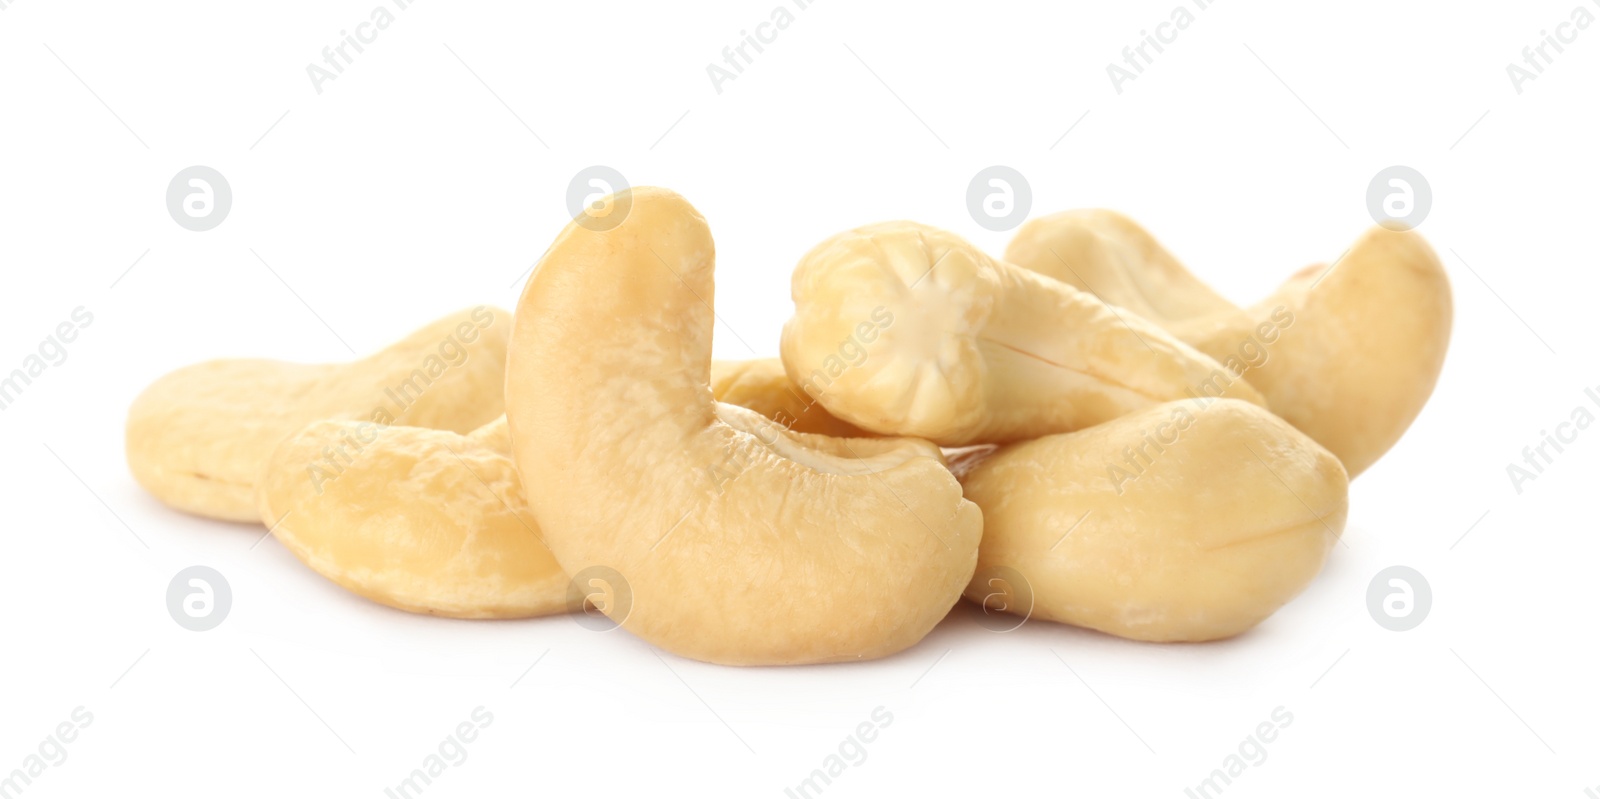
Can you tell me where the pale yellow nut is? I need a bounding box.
[1008,215,1452,477]
[257,416,565,619]
[779,221,1265,447]
[956,398,1348,642]
[710,357,869,438]
[1005,209,1236,325]
[246,358,866,620]
[1166,227,1452,477]
[506,187,981,666]
[127,307,510,521]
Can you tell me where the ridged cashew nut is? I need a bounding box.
[506,187,981,665]
[248,359,872,619]
[126,335,855,618]
[780,222,1266,446]
[257,416,566,619]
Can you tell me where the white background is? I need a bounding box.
[2,0,1596,796]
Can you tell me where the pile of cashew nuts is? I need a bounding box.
[126,187,1451,666]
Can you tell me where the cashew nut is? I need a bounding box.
[779,222,1266,446]
[955,398,1347,642]
[1005,209,1235,325]
[127,307,510,521]
[242,357,857,619]
[710,357,868,438]
[505,187,981,665]
[257,416,566,619]
[1169,227,1451,476]
[1008,218,1451,477]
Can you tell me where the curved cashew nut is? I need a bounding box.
[779,222,1265,446]
[506,188,981,665]
[1005,209,1235,325]
[1170,227,1451,476]
[126,307,510,521]
[956,398,1348,642]
[245,358,866,619]
[257,416,566,619]
[1008,218,1452,477]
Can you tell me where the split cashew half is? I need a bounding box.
[127,307,510,521]
[780,222,1265,447]
[257,416,567,619]
[506,187,981,665]
[956,398,1348,642]
[1007,215,1452,476]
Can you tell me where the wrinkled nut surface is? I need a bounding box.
[1168,227,1452,477]
[956,398,1348,642]
[1004,209,1235,325]
[248,359,865,619]
[257,416,567,619]
[780,222,1265,447]
[127,307,510,521]
[506,187,981,665]
[710,357,869,438]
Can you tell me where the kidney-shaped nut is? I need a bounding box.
[956,398,1347,642]
[257,415,567,619]
[127,306,510,522]
[1004,209,1237,326]
[1167,226,1452,477]
[506,187,981,666]
[710,357,869,438]
[246,357,860,620]
[1009,217,1452,478]
[779,222,1265,447]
